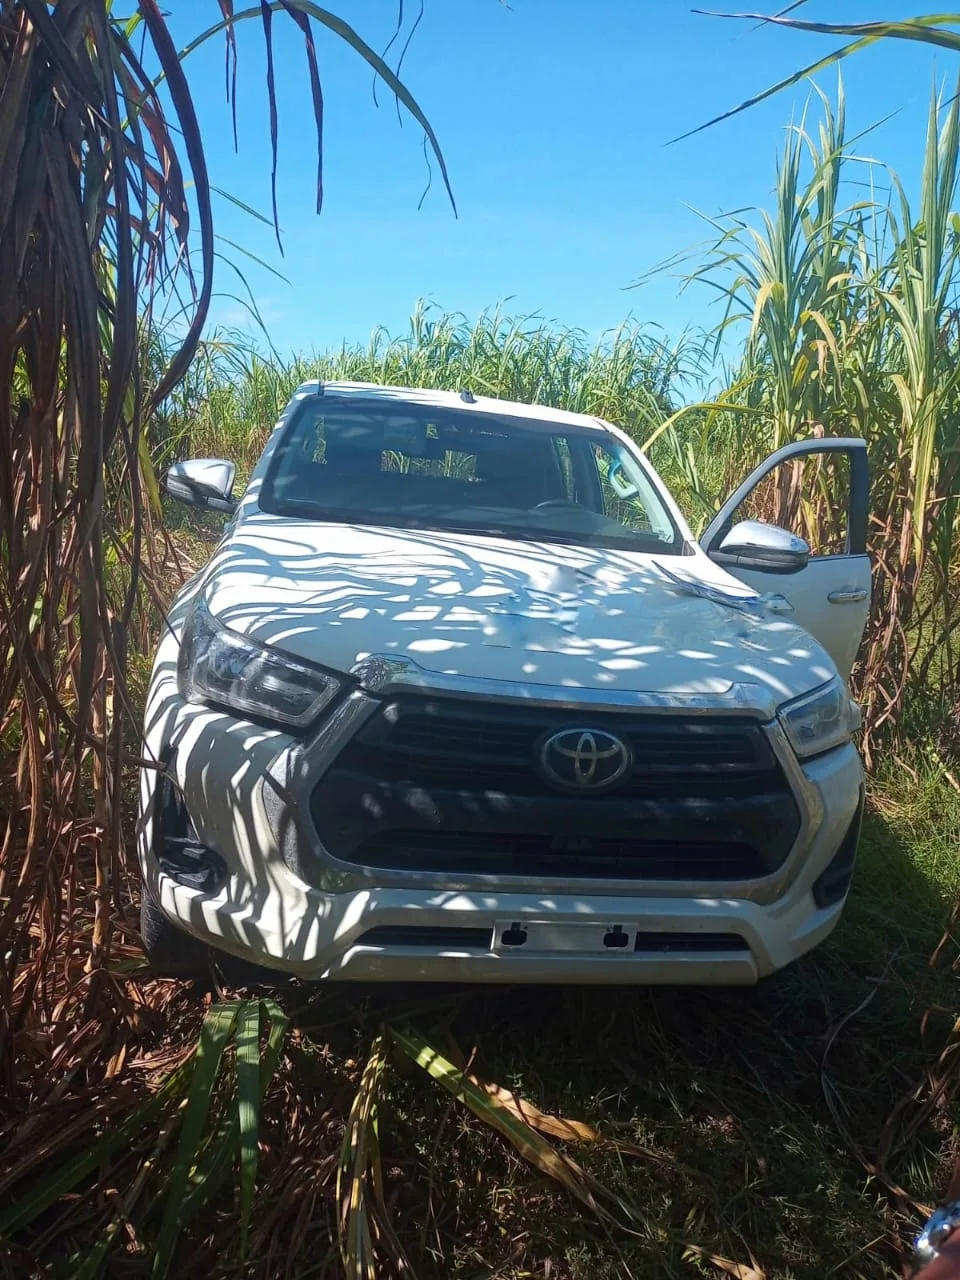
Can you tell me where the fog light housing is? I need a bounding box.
[813,789,864,909]
[154,768,226,893]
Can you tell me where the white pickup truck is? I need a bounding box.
[139,382,869,984]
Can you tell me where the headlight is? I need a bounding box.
[778,678,861,759]
[178,596,341,729]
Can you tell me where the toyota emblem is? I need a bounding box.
[538,728,632,793]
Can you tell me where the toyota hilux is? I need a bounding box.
[139,381,869,984]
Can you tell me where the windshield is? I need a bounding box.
[259,400,682,554]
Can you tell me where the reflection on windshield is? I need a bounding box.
[260,401,682,555]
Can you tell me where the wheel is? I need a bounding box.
[139,882,211,978]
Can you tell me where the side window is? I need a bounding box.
[594,444,654,534]
[724,449,851,557]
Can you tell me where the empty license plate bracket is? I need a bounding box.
[494,921,635,954]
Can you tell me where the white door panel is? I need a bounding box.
[726,554,870,681]
[700,439,871,682]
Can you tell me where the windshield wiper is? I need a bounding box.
[411,522,572,543]
[271,503,667,551]
[656,563,763,613]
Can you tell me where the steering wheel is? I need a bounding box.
[534,498,581,510]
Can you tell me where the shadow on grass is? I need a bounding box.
[266,798,958,1280]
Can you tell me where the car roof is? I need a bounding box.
[290,380,610,433]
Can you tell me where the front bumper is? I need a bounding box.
[138,652,865,984]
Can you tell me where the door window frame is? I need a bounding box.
[700,438,869,563]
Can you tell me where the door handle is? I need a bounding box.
[827,587,868,604]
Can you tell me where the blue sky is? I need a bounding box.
[166,3,949,357]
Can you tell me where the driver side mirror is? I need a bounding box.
[165,459,237,515]
[710,519,810,574]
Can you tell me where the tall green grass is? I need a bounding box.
[150,83,960,756]
[147,304,702,477]
[683,80,960,755]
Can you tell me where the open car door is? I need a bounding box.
[700,439,870,682]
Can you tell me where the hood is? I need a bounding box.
[202,517,835,709]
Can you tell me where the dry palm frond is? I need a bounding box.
[0,0,446,1267]
[338,1031,416,1280]
[0,0,447,1066]
[0,0,216,1079]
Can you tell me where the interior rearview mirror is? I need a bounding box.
[165,459,237,515]
[608,460,639,500]
[710,519,810,574]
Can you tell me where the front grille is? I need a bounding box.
[310,696,800,883]
[352,831,763,880]
[362,699,772,797]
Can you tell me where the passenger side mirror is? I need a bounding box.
[165,459,237,515]
[710,520,810,574]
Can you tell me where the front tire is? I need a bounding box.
[139,882,211,978]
